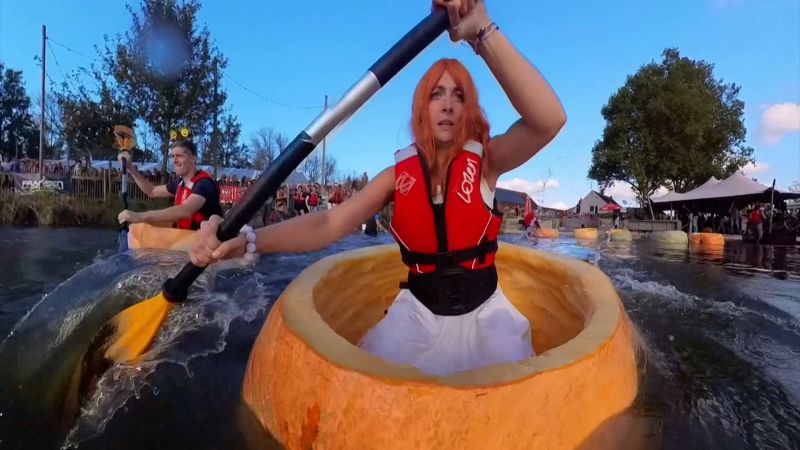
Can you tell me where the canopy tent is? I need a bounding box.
[89,160,161,172]
[651,172,800,212]
[651,176,719,203]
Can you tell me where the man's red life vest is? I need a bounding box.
[390,140,502,275]
[749,209,763,225]
[307,192,319,207]
[523,211,534,229]
[174,170,214,230]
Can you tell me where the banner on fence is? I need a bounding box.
[20,179,64,193]
[220,185,246,205]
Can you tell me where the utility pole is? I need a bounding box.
[211,59,220,171]
[39,25,46,178]
[321,94,328,186]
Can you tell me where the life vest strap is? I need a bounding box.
[398,239,497,269]
[400,265,498,316]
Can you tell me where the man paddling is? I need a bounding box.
[117,139,223,230]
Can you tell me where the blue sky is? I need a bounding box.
[2,0,798,208]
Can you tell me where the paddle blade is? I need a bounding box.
[103,293,174,363]
[117,227,129,253]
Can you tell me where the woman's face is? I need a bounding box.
[427,70,464,149]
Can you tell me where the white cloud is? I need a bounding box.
[601,182,668,207]
[603,182,638,205]
[543,201,570,210]
[740,161,770,175]
[497,177,560,198]
[759,103,800,145]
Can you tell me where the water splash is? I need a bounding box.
[62,269,271,448]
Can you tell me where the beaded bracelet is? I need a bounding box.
[240,225,258,263]
[467,22,499,53]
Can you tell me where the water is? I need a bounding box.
[0,226,798,449]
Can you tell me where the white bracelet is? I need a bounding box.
[240,225,258,263]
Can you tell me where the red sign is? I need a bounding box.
[220,185,246,205]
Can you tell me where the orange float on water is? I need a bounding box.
[574,227,599,240]
[127,223,197,252]
[690,232,725,247]
[533,227,560,239]
[242,243,639,450]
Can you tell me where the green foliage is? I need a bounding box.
[589,48,754,211]
[57,82,136,161]
[0,193,170,226]
[105,0,228,172]
[202,114,249,167]
[0,62,36,161]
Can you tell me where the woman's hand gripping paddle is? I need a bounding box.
[83,10,449,373]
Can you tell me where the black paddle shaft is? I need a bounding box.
[121,157,129,225]
[162,10,449,303]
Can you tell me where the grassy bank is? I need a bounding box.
[0,193,170,227]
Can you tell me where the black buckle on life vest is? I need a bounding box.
[435,251,457,268]
[399,239,498,269]
[403,265,498,316]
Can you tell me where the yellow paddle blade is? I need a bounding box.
[103,293,174,363]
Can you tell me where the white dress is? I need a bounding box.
[359,178,535,376]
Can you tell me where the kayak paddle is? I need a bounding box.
[117,156,130,253]
[84,10,450,367]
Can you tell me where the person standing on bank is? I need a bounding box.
[117,139,223,230]
[190,0,566,376]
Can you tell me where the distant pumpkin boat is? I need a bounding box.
[127,223,197,252]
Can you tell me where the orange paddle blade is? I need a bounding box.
[103,293,174,363]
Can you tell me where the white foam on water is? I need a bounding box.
[62,269,272,449]
[611,270,745,317]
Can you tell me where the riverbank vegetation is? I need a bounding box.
[0,193,168,227]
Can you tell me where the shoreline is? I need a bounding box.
[0,193,169,227]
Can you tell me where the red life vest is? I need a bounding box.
[307,192,319,207]
[749,209,762,224]
[523,211,534,229]
[174,170,214,230]
[390,140,502,275]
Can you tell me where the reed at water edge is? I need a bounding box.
[0,192,170,227]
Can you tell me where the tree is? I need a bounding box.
[323,155,337,186]
[0,62,36,161]
[300,151,337,184]
[589,48,753,216]
[57,82,136,161]
[250,127,288,170]
[301,152,322,183]
[100,0,227,172]
[216,114,248,167]
[789,180,800,193]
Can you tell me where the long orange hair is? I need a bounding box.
[411,59,490,169]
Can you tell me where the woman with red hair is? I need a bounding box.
[191,0,566,376]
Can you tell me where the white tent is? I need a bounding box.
[677,172,768,202]
[651,176,719,204]
[90,160,161,172]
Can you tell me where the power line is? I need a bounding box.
[46,36,94,60]
[220,69,322,110]
[46,39,69,82]
[46,35,322,112]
